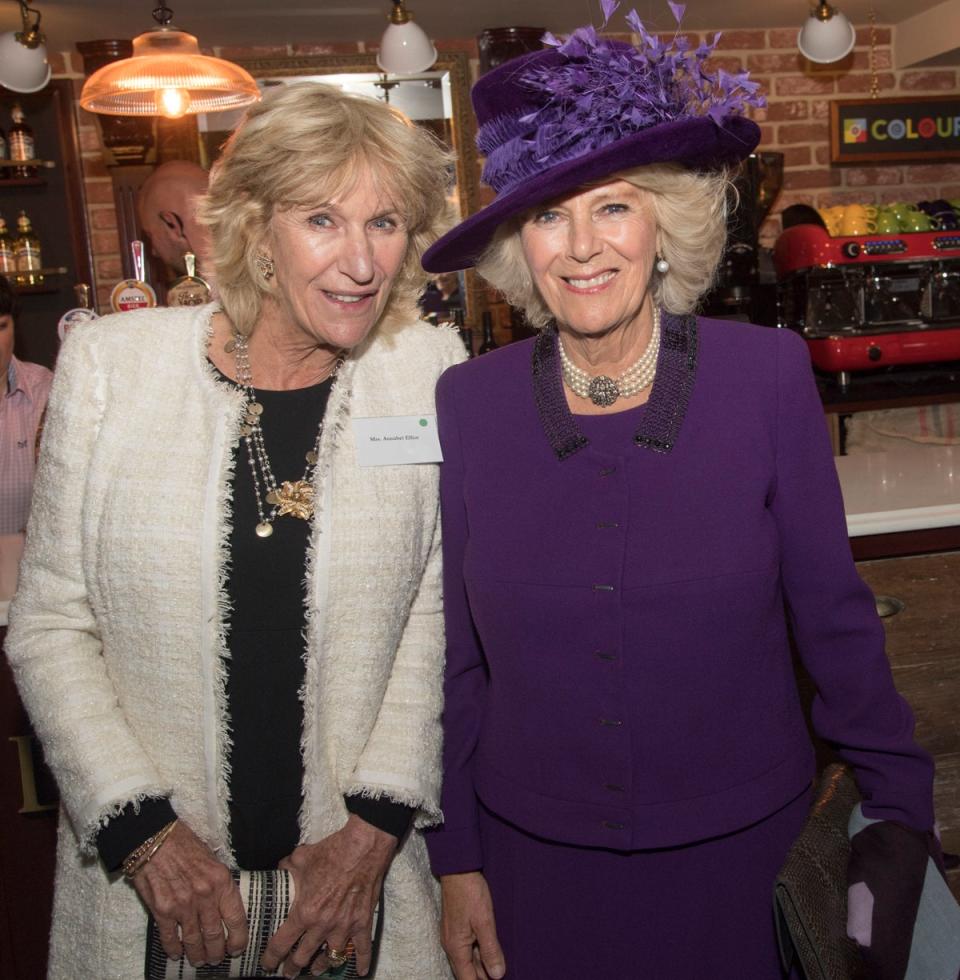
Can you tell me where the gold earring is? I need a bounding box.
[255,252,275,280]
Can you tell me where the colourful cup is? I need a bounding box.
[899,210,933,232]
[817,206,843,235]
[844,204,878,221]
[840,214,877,236]
[874,211,900,234]
[888,201,920,222]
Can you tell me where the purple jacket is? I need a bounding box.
[426,313,935,876]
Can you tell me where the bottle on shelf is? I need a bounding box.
[0,215,15,276]
[453,308,473,358]
[13,210,43,286]
[0,124,9,180]
[9,104,38,179]
[478,311,499,355]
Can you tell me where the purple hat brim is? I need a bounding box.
[423,114,760,273]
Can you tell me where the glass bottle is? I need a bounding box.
[453,308,472,358]
[0,215,15,275]
[477,311,499,354]
[0,124,9,181]
[13,210,43,285]
[9,105,38,179]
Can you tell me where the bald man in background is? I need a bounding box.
[136,160,214,286]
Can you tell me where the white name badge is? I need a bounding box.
[352,415,443,466]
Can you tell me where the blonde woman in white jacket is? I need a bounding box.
[7,82,463,979]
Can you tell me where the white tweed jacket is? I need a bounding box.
[6,303,464,979]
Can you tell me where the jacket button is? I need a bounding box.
[605,783,625,792]
[595,651,616,662]
[593,584,615,592]
[596,521,620,529]
[599,466,616,477]
[601,820,625,830]
[599,718,623,727]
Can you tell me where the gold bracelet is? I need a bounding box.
[121,818,179,879]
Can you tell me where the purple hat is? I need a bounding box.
[423,1,765,273]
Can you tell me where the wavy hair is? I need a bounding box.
[201,81,455,336]
[477,164,734,328]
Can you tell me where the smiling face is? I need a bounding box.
[264,173,410,353]
[520,179,659,342]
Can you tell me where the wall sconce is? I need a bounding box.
[79,1,259,118]
[798,1,856,63]
[0,1,52,93]
[378,0,437,75]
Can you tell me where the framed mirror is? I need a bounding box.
[202,52,480,326]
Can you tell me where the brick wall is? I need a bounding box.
[50,26,960,311]
[709,25,959,247]
[47,51,122,311]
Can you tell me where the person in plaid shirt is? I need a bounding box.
[0,276,52,618]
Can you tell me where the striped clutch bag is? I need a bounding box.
[145,869,382,980]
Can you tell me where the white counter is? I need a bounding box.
[835,445,960,537]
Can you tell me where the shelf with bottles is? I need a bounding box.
[0,159,56,187]
[10,268,70,294]
[0,83,95,369]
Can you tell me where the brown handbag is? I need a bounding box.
[774,764,866,980]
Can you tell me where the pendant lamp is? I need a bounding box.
[798,0,856,64]
[79,2,259,118]
[377,0,437,75]
[0,1,52,93]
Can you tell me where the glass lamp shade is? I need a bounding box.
[797,8,856,64]
[0,31,51,93]
[377,19,437,74]
[79,27,260,117]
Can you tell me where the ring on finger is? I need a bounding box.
[326,946,348,968]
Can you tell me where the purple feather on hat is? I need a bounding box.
[479,0,765,195]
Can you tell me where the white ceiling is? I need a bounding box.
[2,0,952,52]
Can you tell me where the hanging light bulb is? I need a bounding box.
[80,1,259,117]
[798,1,856,64]
[0,1,52,93]
[377,0,437,75]
[157,87,191,118]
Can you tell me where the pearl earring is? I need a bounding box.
[656,256,670,274]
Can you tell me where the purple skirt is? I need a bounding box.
[479,789,810,979]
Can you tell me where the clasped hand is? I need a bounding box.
[131,821,248,967]
[261,814,397,979]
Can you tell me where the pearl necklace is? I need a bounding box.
[227,333,341,539]
[559,307,661,408]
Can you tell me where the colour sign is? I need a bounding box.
[830,96,960,163]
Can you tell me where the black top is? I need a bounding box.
[97,370,412,871]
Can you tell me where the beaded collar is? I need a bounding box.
[531,310,699,461]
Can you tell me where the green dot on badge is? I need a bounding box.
[419,418,428,427]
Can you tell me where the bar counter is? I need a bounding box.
[836,446,960,560]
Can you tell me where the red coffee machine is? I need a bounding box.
[774,224,960,387]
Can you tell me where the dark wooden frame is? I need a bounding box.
[830,95,960,164]
[50,79,96,294]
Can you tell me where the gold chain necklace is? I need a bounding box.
[226,333,341,538]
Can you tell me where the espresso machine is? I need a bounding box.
[702,151,784,324]
[774,225,960,387]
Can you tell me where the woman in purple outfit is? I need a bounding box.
[421,4,940,978]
